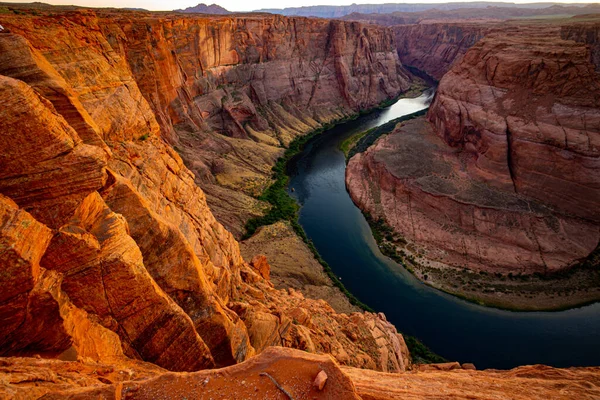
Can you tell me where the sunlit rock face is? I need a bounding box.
[347,23,600,274]
[0,9,411,373]
[3,347,600,400]
[96,13,411,237]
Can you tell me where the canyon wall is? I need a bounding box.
[562,20,600,72]
[96,12,410,237]
[0,10,410,373]
[393,23,491,80]
[2,9,410,238]
[347,22,600,277]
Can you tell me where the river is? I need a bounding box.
[287,90,600,369]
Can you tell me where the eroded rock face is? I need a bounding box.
[0,9,411,373]
[97,13,411,236]
[2,12,410,238]
[348,118,599,275]
[1,348,599,400]
[347,23,600,275]
[233,265,410,372]
[429,25,600,223]
[561,20,600,72]
[393,23,491,80]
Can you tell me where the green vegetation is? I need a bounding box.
[241,115,376,311]
[340,128,370,158]
[138,133,150,141]
[242,91,413,240]
[347,108,428,160]
[405,335,448,364]
[243,89,448,362]
[364,212,413,271]
[242,125,324,240]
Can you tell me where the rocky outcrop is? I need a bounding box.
[240,221,361,314]
[393,23,491,80]
[0,8,410,373]
[347,23,600,278]
[234,264,410,373]
[2,348,600,399]
[74,11,409,237]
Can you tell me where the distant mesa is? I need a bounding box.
[256,2,600,18]
[175,3,230,14]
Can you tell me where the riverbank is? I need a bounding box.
[340,84,429,158]
[242,86,434,310]
[242,86,447,364]
[365,212,600,312]
[347,115,600,312]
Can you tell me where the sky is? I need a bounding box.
[1,0,596,12]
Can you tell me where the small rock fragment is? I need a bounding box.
[313,370,327,391]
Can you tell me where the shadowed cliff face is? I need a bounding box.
[1,11,410,238]
[562,20,600,72]
[347,22,600,276]
[393,23,492,80]
[96,13,411,236]
[0,10,411,373]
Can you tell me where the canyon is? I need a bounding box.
[1,2,600,399]
[346,18,600,309]
[0,7,412,375]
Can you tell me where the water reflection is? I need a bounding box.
[287,91,600,369]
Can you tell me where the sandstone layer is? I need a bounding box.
[2,347,600,399]
[393,23,492,80]
[346,22,600,306]
[0,8,410,373]
[1,8,411,238]
[240,221,360,314]
[100,11,410,237]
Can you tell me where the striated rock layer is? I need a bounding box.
[0,9,410,373]
[1,348,600,399]
[393,23,492,81]
[101,11,409,236]
[1,10,410,238]
[347,22,600,277]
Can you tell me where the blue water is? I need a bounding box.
[287,91,600,369]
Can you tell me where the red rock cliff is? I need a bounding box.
[347,22,600,277]
[95,12,409,236]
[393,22,491,80]
[0,9,410,373]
